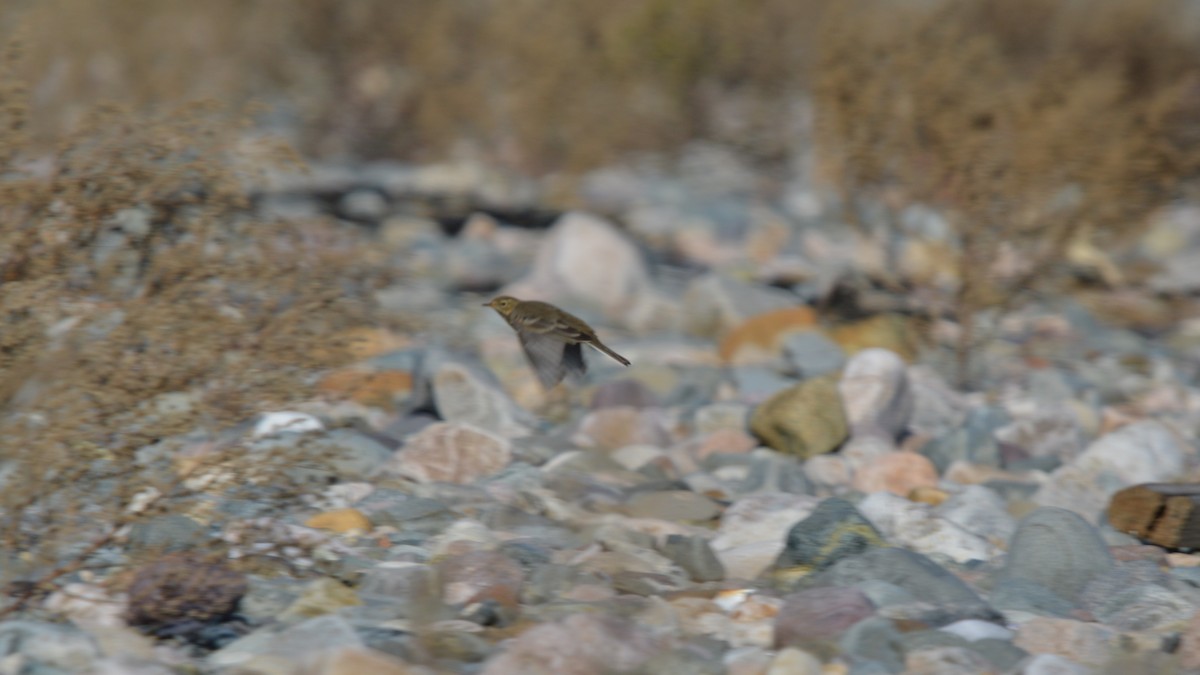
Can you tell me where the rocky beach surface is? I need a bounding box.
[11,148,1200,675]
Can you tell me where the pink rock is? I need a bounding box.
[390,422,512,484]
[480,613,664,675]
[590,379,662,410]
[1109,545,1168,565]
[774,587,875,647]
[299,647,431,675]
[852,451,938,496]
[1013,617,1118,667]
[573,406,669,450]
[1180,611,1200,670]
[904,646,992,674]
[685,428,759,462]
[438,550,524,608]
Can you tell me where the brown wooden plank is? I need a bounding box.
[1108,483,1200,550]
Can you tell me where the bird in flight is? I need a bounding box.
[483,296,631,388]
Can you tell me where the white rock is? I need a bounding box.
[906,365,969,437]
[432,361,530,437]
[253,411,324,438]
[802,454,854,489]
[712,493,820,551]
[858,492,998,563]
[840,435,896,469]
[939,619,1014,642]
[936,485,1017,547]
[711,493,819,579]
[714,540,788,581]
[1033,420,1193,521]
[996,397,1085,460]
[506,211,666,331]
[610,444,670,471]
[1019,653,1097,675]
[838,348,913,439]
[427,519,500,556]
[44,583,128,628]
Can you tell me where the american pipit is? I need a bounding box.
[483,296,631,388]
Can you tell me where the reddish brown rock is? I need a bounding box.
[589,378,662,410]
[774,586,875,648]
[126,552,246,631]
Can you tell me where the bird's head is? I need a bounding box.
[483,295,520,316]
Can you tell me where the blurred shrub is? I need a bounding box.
[813,0,1200,383]
[1,0,830,169]
[125,551,247,641]
[0,41,386,610]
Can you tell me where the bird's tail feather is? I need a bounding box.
[590,340,631,367]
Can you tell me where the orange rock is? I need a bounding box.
[306,508,371,533]
[853,452,938,496]
[317,369,412,408]
[718,307,819,364]
[908,485,949,506]
[326,326,415,360]
[829,314,920,363]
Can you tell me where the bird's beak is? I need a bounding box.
[481,302,491,307]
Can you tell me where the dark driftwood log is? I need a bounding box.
[1107,483,1200,550]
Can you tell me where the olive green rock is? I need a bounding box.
[750,374,848,458]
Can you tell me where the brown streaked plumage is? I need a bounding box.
[483,296,631,388]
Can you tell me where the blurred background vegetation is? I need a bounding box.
[4,0,1198,175]
[3,0,826,168]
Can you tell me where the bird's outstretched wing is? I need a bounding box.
[518,331,568,389]
[562,342,587,379]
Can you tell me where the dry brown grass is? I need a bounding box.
[813,0,1200,384]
